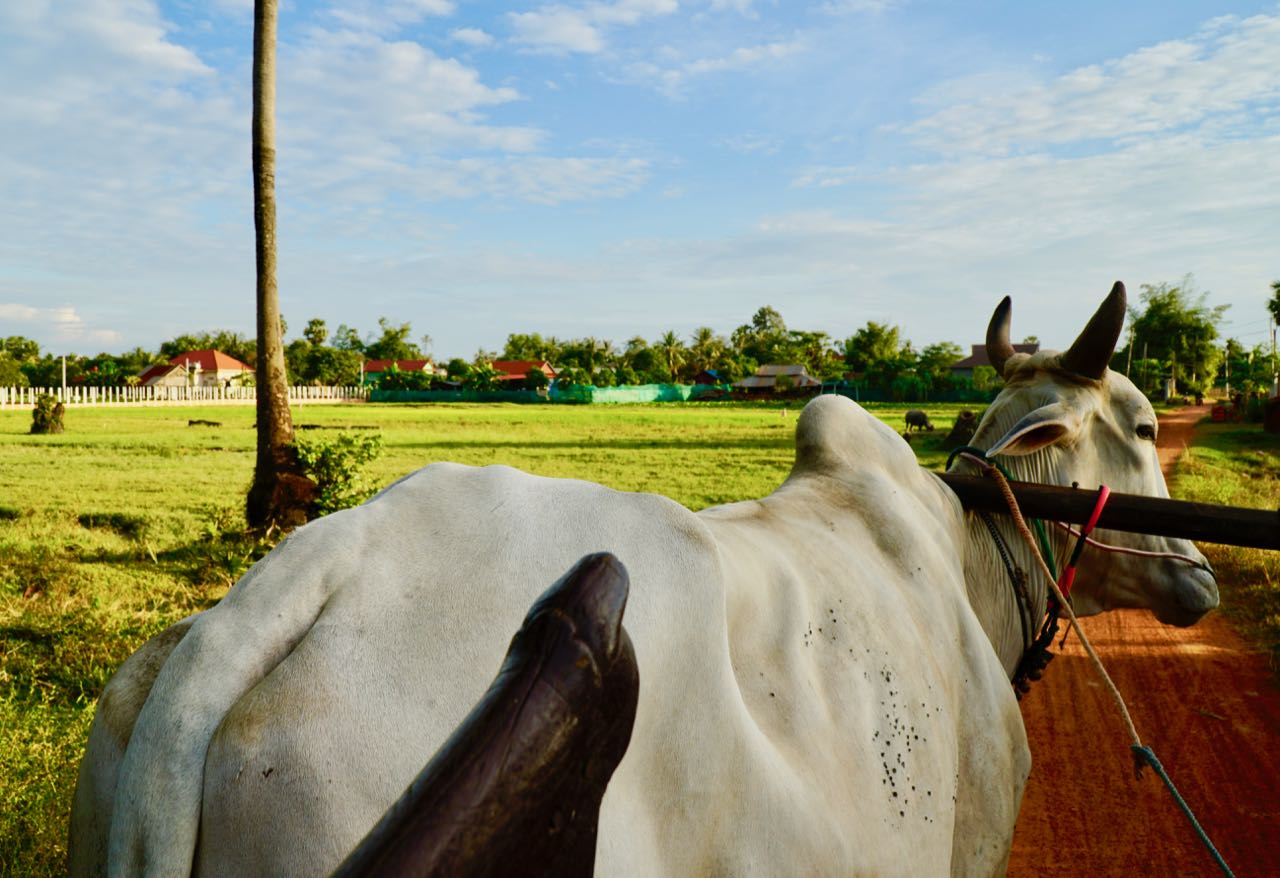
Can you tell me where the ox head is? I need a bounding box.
[965,282,1218,627]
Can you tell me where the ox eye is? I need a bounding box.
[1136,423,1156,441]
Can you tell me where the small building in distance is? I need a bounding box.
[693,369,728,385]
[137,362,189,388]
[362,359,438,383]
[949,343,1039,380]
[734,364,821,391]
[491,360,558,385]
[139,350,254,387]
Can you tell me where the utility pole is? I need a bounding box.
[61,355,66,398]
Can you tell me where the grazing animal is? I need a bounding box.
[71,284,1217,877]
[905,409,935,431]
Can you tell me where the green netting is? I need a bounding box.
[550,384,727,404]
[370,389,546,403]
[369,384,730,404]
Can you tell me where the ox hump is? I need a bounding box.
[793,395,923,483]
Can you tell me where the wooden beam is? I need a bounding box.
[935,472,1280,551]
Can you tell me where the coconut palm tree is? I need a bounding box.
[655,330,686,382]
[246,0,314,530]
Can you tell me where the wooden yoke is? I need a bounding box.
[937,472,1280,551]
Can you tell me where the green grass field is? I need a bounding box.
[0,399,968,875]
[2,400,1275,876]
[1168,423,1280,674]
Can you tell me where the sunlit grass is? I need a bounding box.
[1170,423,1280,674]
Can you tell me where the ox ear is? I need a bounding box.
[985,402,1081,457]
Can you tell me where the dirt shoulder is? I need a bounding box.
[1008,405,1280,877]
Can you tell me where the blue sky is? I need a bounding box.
[2,1,1278,360]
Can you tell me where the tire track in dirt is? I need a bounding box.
[1008,405,1280,877]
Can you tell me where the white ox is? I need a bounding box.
[71,285,1218,877]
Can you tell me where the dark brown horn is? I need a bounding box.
[1060,281,1127,380]
[986,295,1015,376]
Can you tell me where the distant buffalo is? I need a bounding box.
[904,409,935,432]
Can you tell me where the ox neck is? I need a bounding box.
[961,505,1067,681]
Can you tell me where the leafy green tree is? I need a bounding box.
[303,318,328,346]
[655,330,685,382]
[917,342,964,391]
[3,336,40,362]
[503,332,563,362]
[1267,280,1280,325]
[843,322,903,374]
[465,358,500,391]
[364,318,422,361]
[1114,277,1227,396]
[445,358,470,381]
[306,346,363,385]
[0,352,28,386]
[332,324,364,352]
[524,368,550,391]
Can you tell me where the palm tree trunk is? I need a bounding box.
[246,0,313,531]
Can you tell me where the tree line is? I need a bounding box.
[2,277,1276,400]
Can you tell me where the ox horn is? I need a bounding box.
[986,295,1015,376]
[1059,281,1127,380]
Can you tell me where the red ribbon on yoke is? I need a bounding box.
[1057,485,1111,599]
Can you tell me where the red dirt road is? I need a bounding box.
[1008,406,1280,877]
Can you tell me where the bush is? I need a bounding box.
[30,395,64,435]
[294,432,384,516]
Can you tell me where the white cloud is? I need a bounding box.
[0,303,121,346]
[325,0,456,35]
[905,13,1280,155]
[625,39,803,96]
[450,27,495,47]
[509,0,678,54]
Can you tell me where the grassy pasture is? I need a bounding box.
[1169,423,1280,673]
[0,399,969,875]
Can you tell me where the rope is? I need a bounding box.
[970,459,1235,878]
[1132,746,1236,878]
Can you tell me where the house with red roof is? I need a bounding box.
[362,359,438,382]
[139,350,254,387]
[491,360,557,384]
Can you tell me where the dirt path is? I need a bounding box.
[1008,405,1280,877]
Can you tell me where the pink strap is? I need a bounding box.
[1058,485,1111,599]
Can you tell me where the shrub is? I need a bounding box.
[30,395,64,435]
[294,432,384,516]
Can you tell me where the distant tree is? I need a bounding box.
[160,331,256,365]
[332,324,364,352]
[1267,280,1280,325]
[971,365,1001,392]
[917,341,965,390]
[1114,277,1227,396]
[0,353,28,386]
[1021,335,1040,345]
[503,332,562,362]
[842,322,904,374]
[3,336,40,363]
[655,330,685,382]
[445,358,471,381]
[303,318,328,346]
[284,338,311,384]
[524,368,550,391]
[364,318,422,361]
[687,326,727,376]
[464,358,501,391]
[306,346,363,385]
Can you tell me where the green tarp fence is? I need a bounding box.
[370,384,729,404]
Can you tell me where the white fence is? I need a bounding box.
[0,385,369,409]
